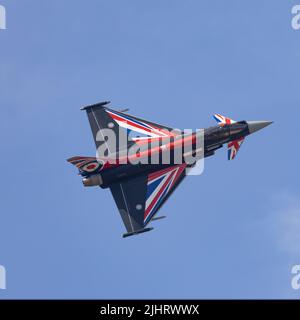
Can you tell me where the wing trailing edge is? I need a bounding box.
[110,164,187,237]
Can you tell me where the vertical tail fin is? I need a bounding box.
[213,114,236,125]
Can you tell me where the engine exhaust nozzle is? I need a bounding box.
[82,174,103,187]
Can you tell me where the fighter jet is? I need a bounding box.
[68,101,272,238]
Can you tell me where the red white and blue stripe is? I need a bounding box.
[106,109,171,141]
[227,137,244,160]
[144,165,186,225]
[213,114,244,160]
[213,114,236,125]
[67,156,103,175]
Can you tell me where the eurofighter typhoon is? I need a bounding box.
[68,101,272,238]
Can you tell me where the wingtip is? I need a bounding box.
[80,101,111,110]
[122,227,154,238]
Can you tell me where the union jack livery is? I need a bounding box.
[213,114,244,160]
[227,137,244,160]
[68,101,272,238]
[106,109,174,141]
[144,165,187,225]
[213,113,236,125]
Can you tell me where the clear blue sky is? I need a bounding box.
[0,0,300,298]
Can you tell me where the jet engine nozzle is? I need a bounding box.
[82,174,103,187]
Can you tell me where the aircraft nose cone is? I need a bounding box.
[247,120,273,134]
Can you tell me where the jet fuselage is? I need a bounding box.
[82,121,254,188]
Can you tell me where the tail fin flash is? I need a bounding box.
[213,114,236,125]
